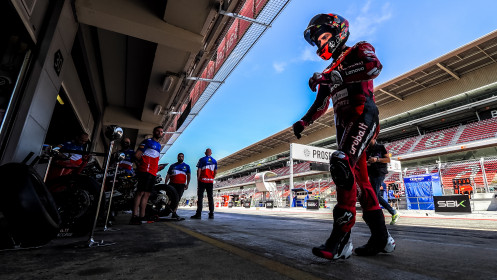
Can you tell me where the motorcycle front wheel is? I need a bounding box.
[0,163,60,248]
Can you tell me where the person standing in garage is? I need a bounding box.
[165,152,191,221]
[129,126,163,225]
[117,137,136,175]
[46,132,90,181]
[191,148,217,219]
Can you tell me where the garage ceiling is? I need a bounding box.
[73,0,290,154]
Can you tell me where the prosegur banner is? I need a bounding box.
[291,143,335,164]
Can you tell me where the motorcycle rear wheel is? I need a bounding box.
[146,184,179,217]
[46,175,101,237]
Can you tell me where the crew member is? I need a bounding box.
[191,148,217,219]
[165,153,191,221]
[46,132,90,181]
[129,126,163,225]
[117,137,135,175]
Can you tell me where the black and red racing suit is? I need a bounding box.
[299,41,382,232]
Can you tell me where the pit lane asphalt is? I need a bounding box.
[1,207,496,280]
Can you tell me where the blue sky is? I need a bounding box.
[161,0,497,197]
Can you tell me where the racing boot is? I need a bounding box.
[312,208,354,260]
[312,229,353,260]
[354,209,396,256]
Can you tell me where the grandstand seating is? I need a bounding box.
[457,117,497,144]
[404,167,436,177]
[481,158,497,189]
[412,126,458,152]
[271,166,286,177]
[216,118,497,199]
[319,181,336,196]
[440,161,483,191]
[282,190,291,197]
[293,183,305,189]
[384,172,401,183]
[215,162,313,188]
[294,162,311,174]
[385,138,418,156]
[384,118,497,156]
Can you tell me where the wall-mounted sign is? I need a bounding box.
[54,49,64,76]
[291,143,335,164]
[434,195,471,213]
[387,159,402,172]
[306,199,319,210]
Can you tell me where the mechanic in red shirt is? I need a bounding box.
[191,148,217,219]
[293,13,395,260]
[129,126,163,225]
[165,153,191,221]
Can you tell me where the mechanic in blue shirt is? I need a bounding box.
[117,137,135,175]
[46,132,90,181]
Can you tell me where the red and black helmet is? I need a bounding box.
[303,13,349,60]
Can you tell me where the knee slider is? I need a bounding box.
[330,151,354,190]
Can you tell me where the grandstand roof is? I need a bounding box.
[218,30,497,170]
[375,30,497,106]
[219,108,335,167]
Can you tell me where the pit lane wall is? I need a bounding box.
[1,0,99,166]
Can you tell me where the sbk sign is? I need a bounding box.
[434,195,471,213]
[265,200,274,209]
[306,199,319,210]
[438,201,466,208]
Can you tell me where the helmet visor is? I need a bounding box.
[303,25,336,47]
[304,26,318,46]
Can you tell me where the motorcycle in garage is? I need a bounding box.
[0,125,179,249]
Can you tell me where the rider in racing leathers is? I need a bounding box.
[293,13,395,260]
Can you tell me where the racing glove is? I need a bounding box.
[293,120,305,139]
[308,70,343,92]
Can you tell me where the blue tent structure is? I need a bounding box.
[403,173,443,210]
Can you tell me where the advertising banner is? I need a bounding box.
[205,60,215,80]
[254,0,269,17]
[190,82,200,105]
[238,0,254,37]
[388,159,402,172]
[198,67,208,93]
[434,195,471,213]
[291,143,335,164]
[404,174,443,210]
[306,199,319,210]
[215,37,226,73]
[225,21,239,58]
[265,200,274,208]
